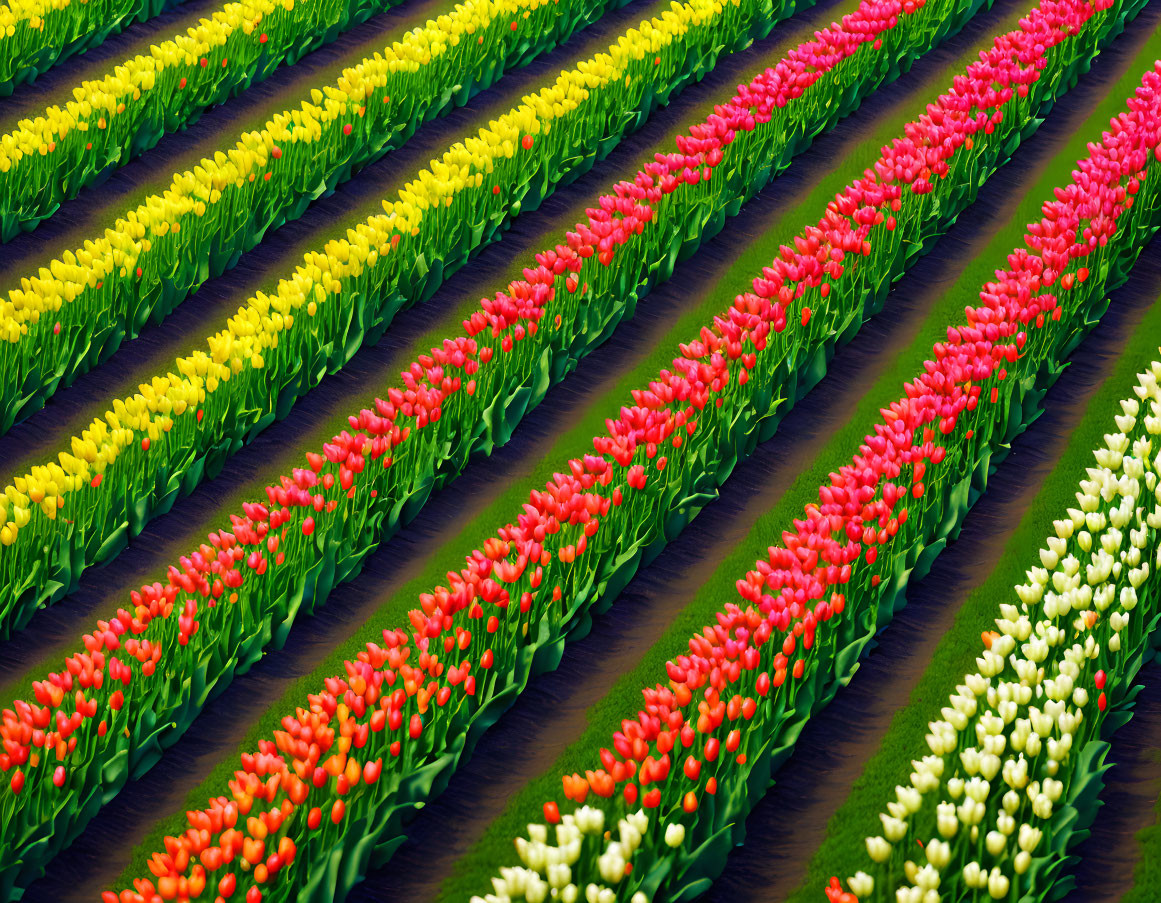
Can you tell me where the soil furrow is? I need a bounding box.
[4,0,1026,895]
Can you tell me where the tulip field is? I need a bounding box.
[4,0,1161,899]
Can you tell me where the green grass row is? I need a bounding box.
[782,20,1161,902]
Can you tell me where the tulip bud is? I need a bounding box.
[925,840,950,869]
[664,822,685,848]
[865,836,891,863]
[848,872,874,897]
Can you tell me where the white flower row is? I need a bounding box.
[846,354,1161,902]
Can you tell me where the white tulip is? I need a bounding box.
[987,867,1010,899]
[1018,823,1043,852]
[896,785,923,814]
[866,836,892,863]
[926,839,950,869]
[664,822,685,848]
[848,871,874,897]
[574,806,604,836]
[881,814,908,842]
[937,802,958,839]
[962,862,986,889]
[618,824,641,855]
[525,873,548,903]
[915,864,940,891]
[547,863,571,890]
[597,845,624,884]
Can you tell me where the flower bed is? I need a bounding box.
[73,1,1149,900]
[0,0,185,97]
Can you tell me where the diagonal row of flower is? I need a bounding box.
[475,41,1161,903]
[0,0,628,419]
[2,0,422,239]
[2,0,424,238]
[835,349,1161,902]
[0,0,185,96]
[47,0,1141,900]
[0,0,765,636]
[829,109,1161,903]
[0,0,971,889]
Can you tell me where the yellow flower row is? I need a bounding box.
[0,0,519,172]
[0,0,82,35]
[0,0,554,339]
[0,0,733,545]
[3,0,268,166]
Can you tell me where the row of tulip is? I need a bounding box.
[1,0,407,239]
[831,94,1161,902]
[0,0,1015,893]
[87,0,1144,901]
[0,0,778,640]
[471,17,1161,903]
[0,0,186,97]
[0,0,634,403]
[0,0,600,241]
[837,356,1161,903]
